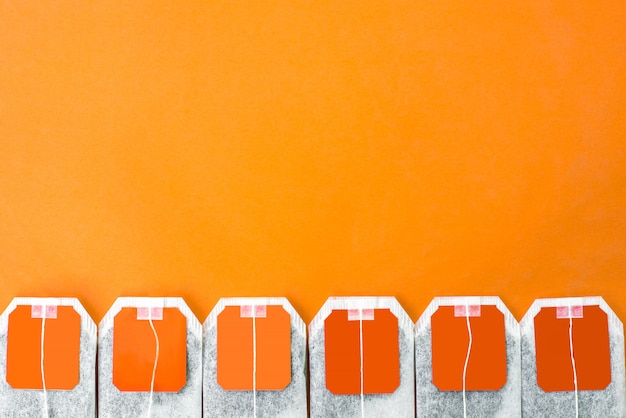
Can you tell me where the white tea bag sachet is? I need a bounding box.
[309,296,415,418]
[415,296,521,418]
[0,297,97,417]
[203,297,307,417]
[521,297,625,417]
[98,297,202,418]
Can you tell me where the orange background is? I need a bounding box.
[1,1,626,326]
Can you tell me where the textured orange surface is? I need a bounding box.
[1,2,626,327]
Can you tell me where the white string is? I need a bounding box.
[147,310,160,418]
[462,304,473,418]
[569,315,579,418]
[252,305,258,418]
[40,304,49,418]
[359,311,365,418]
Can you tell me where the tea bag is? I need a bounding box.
[98,297,202,418]
[415,296,521,417]
[0,297,97,417]
[309,296,414,418]
[521,297,625,417]
[203,297,307,418]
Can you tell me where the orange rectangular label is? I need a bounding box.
[112,307,187,392]
[431,305,507,391]
[6,305,80,390]
[534,305,611,392]
[217,305,291,391]
[324,309,399,395]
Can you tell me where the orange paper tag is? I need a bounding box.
[324,309,399,395]
[534,305,611,391]
[217,305,291,390]
[112,307,187,392]
[6,305,80,390]
[431,305,507,391]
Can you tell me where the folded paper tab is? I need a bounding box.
[136,307,164,321]
[555,305,584,319]
[454,304,481,317]
[415,296,521,417]
[239,304,267,318]
[347,308,375,321]
[0,298,97,417]
[203,297,307,417]
[521,297,625,417]
[98,297,202,418]
[309,297,415,418]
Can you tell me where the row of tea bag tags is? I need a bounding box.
[0,296,623,417]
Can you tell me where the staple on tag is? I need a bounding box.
[348,309,360,321]
[31,305,57,319]
[362,309,374,320]
[556,306,584,319]
[454,305,481,317]
[255,305,266,318]
[137,307,163,320]
[240,305,253,317]
[348,309,375,321]
[240,305,267,318]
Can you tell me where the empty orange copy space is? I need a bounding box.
[112,307,187,392]
[2,0,626,357]
[217,305,291,391]
[534,306,611,392]
[431,305,507,391]
[6,305,80,390]
[324,309,399,395]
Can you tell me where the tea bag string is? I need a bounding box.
[147,309,160,418]
[359,310,365,418]
[568,315,579,418]
[40,303,49,418]
[252,305,258,418]
[462,302,473,418]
